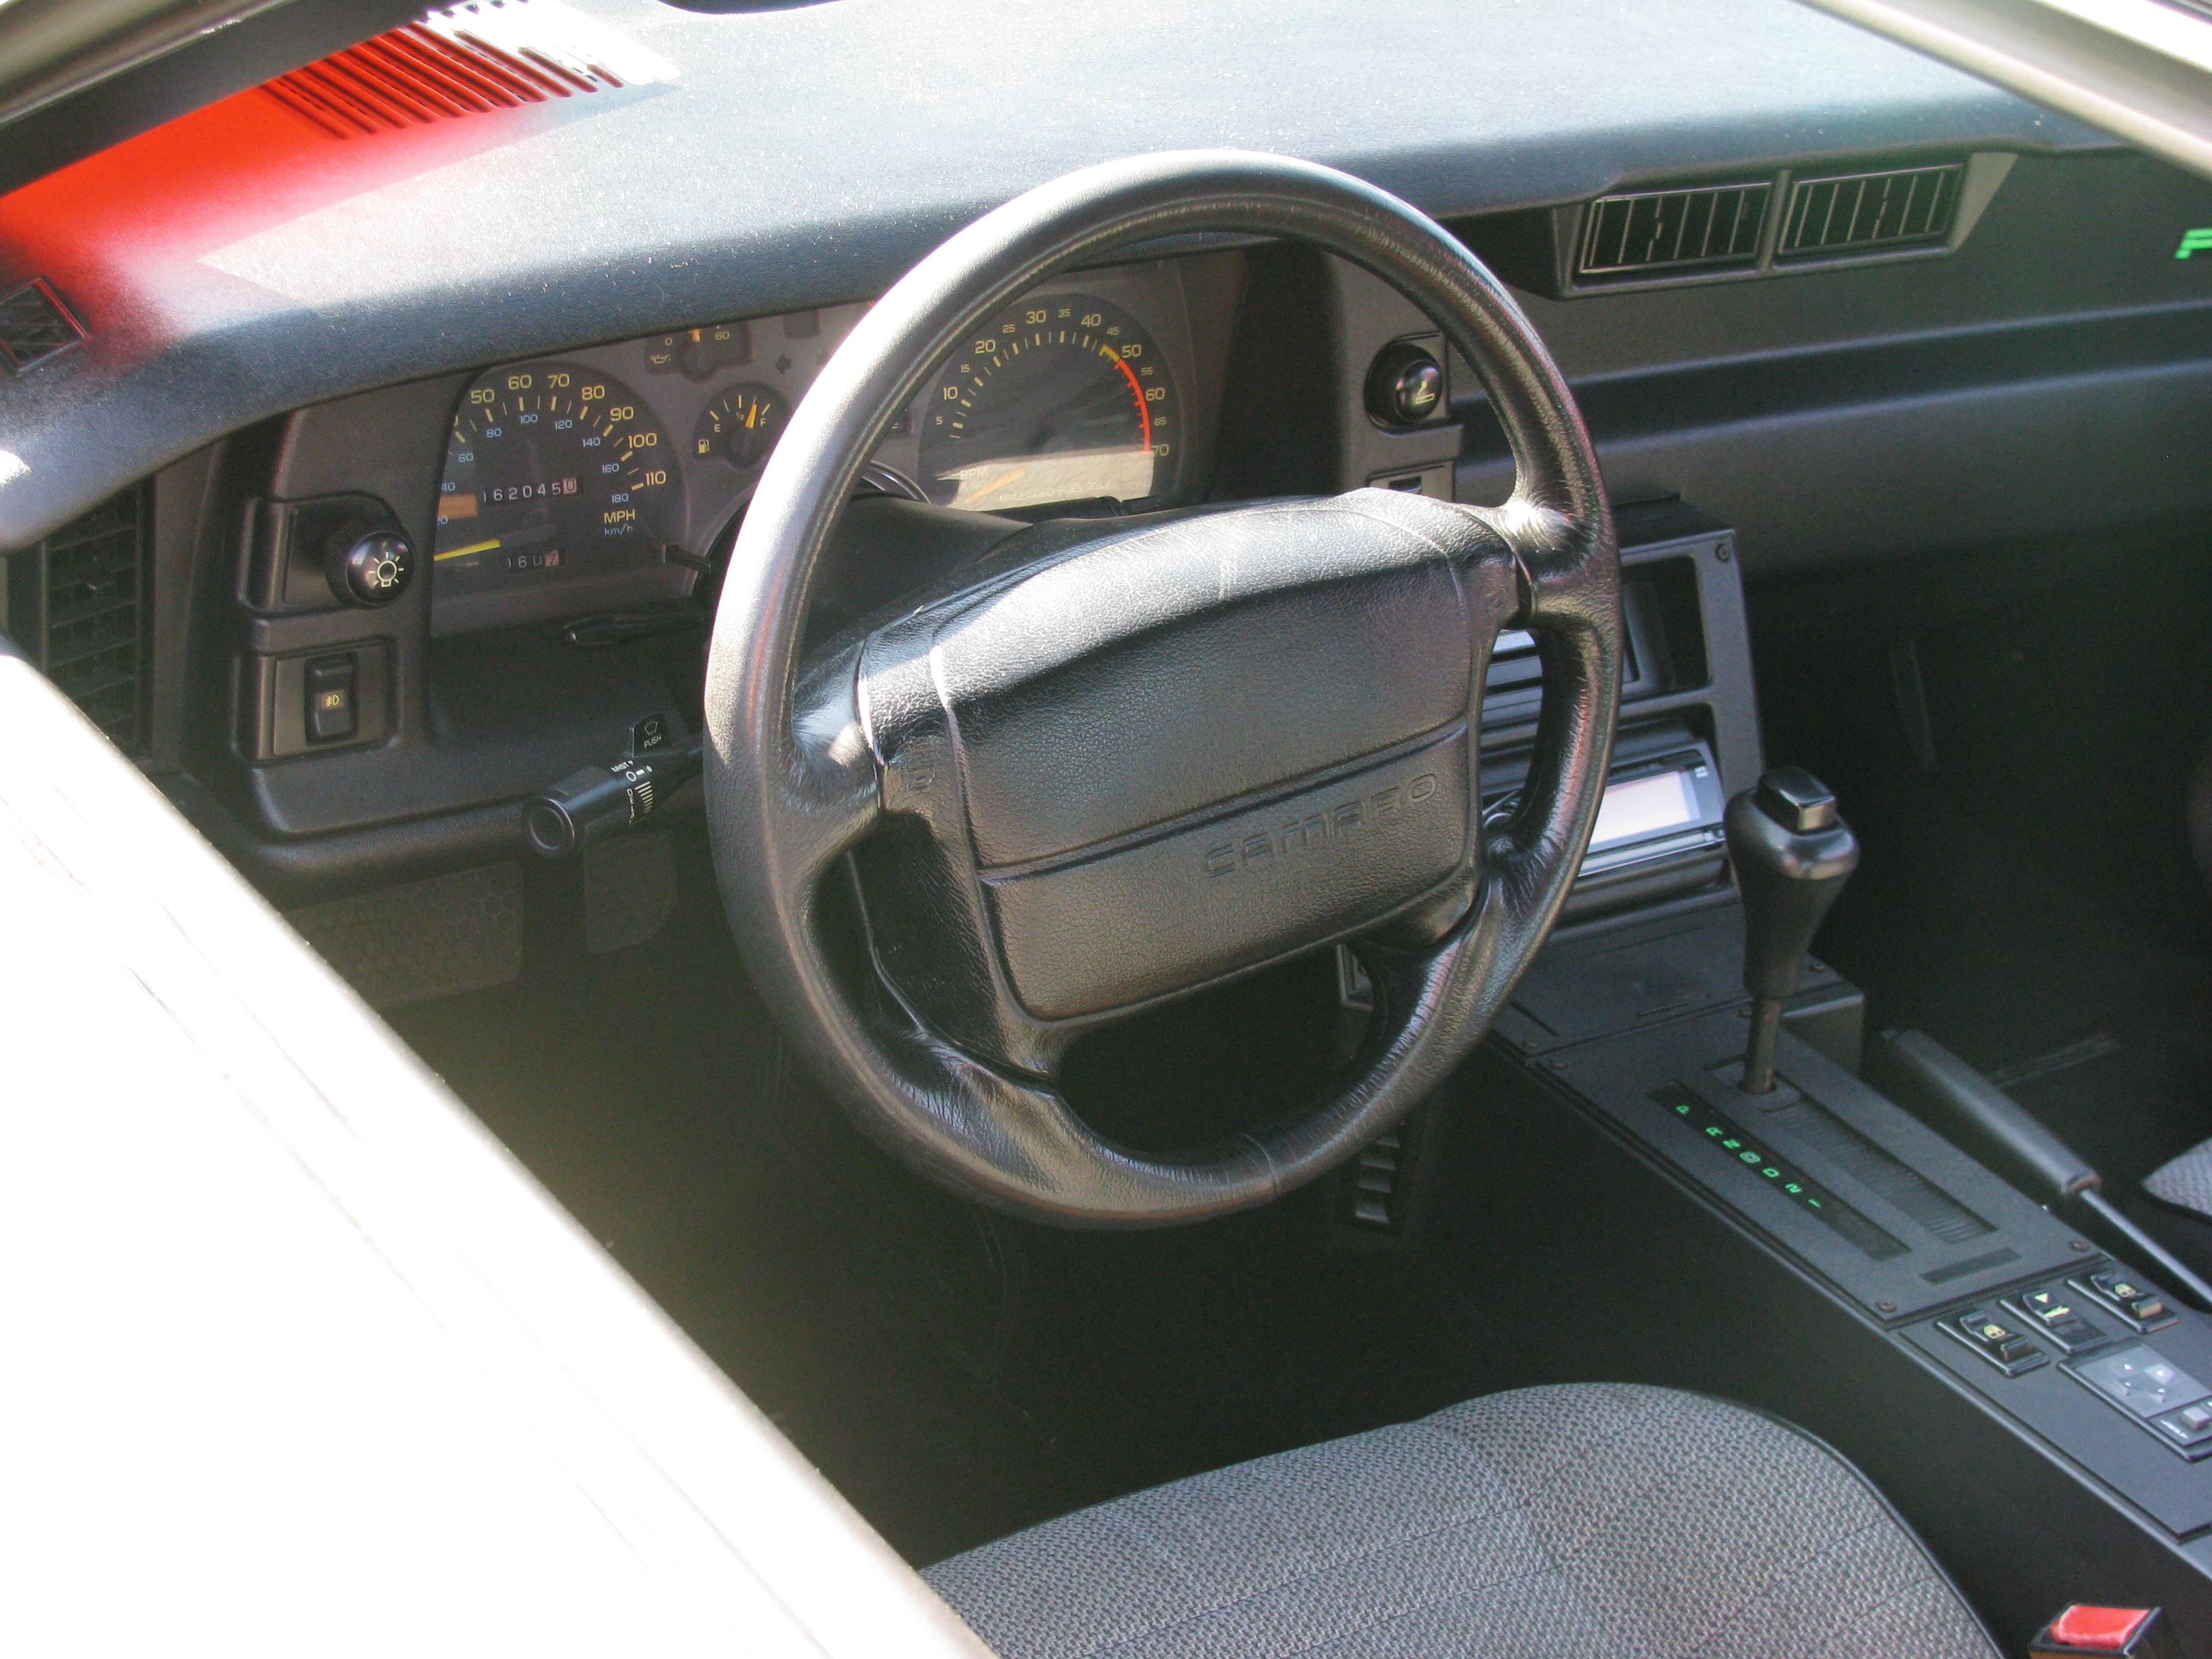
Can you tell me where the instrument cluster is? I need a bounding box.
[428,262,1200,636]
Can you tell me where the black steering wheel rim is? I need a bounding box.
[705,149,1621,1227]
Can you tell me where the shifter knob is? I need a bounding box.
[1725,766,1860,1092]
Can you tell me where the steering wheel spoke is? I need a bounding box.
[762,640,884,895]
[872,1006,1288,1225]
[706,150,1622,1226]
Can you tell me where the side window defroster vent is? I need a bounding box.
[1576,182,1771,281]
[0,278,87,373]
[5,487,152,752]
[1779,164,1963,258]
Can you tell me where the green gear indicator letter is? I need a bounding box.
[2177,228,2212,258]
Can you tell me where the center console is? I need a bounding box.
[1448,497,2212,1656]
[1478,499,1758,928]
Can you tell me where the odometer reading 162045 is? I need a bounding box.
[431,362,679,603]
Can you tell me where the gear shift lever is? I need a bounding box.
[1725,767,1860,1094]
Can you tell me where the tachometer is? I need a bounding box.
[432,363,679,602]
[917,294,1176,512]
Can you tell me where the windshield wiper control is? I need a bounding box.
[522,715,702,859]
[1725,766,1860,1095]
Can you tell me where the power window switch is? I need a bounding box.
[2006,1286,2111,1355]
[2075,1270,2178,1333]
[1945,1307,2048,1375]
[305,653,357,742]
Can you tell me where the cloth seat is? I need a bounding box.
[2147,1134,2212,1221]
[924,1382,1998,1659]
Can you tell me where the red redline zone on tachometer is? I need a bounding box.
[1109,349,1154,451]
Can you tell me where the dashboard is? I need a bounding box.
[33,134,2212,905]
[5,0,2212,911]
[425,260,1208,635]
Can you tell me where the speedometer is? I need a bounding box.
[431,363,679,605]
[917,294,1176,512]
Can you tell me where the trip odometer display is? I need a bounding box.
[432,362,680,607]
[918,294,1176,513]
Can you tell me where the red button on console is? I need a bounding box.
[2047,1605,2157,1653]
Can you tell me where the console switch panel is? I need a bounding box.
[2076,1270,2177,1332]
[2151,1400,2212,1452]
[2005,1285,2111,1354]
[1944,1307,2047,1375]
[2066,1344,2212,1458]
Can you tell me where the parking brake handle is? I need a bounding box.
[1725,767,1860,1094]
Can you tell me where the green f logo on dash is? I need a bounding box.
[2179,228,2212,258]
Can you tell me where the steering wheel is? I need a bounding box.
[704,150,1620,1227]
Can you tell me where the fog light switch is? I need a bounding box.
[305,653,358,743]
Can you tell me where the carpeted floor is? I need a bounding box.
[386,516,2212,1569]
[1753,521,2212,1200]
[391,828,1531,1565]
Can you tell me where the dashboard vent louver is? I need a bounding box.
[1779,163,1963,258]
[264,0,672,138]
[1576,182,1770,281]
[6,488,151,752]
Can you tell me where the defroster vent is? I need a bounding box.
[6,488,152,752]
[1577,182,1771,281]
[264,0,674,138]
[1779,164,1963,258]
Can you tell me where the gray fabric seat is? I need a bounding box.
[924,1382,1999,1659]
[2147,1134,2212,1219]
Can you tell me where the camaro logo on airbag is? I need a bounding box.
[1204,773,1438,876]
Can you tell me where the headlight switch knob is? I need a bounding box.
[330,530,415,607]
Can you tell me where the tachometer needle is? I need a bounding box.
[956,465,1028,506]
[436,537,502,561]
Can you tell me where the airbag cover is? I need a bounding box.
[860,493,1481,1023]
[935,498,1473,865]
[985,729,1467,1017]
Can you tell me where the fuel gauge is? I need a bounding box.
[695,383,790,469]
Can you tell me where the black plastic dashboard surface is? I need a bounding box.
[0,0,2108,549]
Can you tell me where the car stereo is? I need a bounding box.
[1485,722,1729,922]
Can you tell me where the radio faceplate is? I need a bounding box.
[1486,722,1729,922]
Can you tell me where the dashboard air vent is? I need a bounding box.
[0,278,87,373]
[1576,182,1771,281]
[266,0,674,138]
[1779,163,1963,258]
[5,488,151,752]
